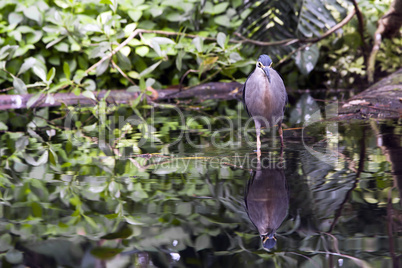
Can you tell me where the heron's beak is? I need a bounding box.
[262,235,276,244]
[261,234,277,249]
[263,66,271,83]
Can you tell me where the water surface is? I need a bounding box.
[0,96,400,267]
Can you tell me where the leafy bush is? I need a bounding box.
[0,0,252,101]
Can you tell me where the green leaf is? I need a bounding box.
[46,36,66,49]
[32,201,43,217]
[128,10,142,22]
[127,86,140,92]
[49,148,58,165]
[27,93,42,108]
[8,12,23,25]
[46,67,56,83]
[101,225,133,239]
[145,78,155,87]
[151,37,175,45]
[116,51,132,70]
[33,66,47,82]
[83,215,98,229]
[214,15,230,26]
[131,93,143,108]
[5,249,23,265]
[54,42,69,53]
[26,31,43,44]
[23,6,41,24]
[18,57,36,75]
[0,122,8,131]
[0,234,13,251]
[25,150,48,166]
[139,61,162,78]
[217,32,226,49]
[295,44,320,75]
[90,247,123,260]
[73,70,86,84]
[176,50,184,71]
[100,0,113,4]
[213,3,229,14]
[192,37,203,52]
[195,234,211,251]
[96,59,110,76]
[82,90,96,100]
[135,46,149,57]
[65,140,73,154]
[63,62,71,79]
[0,45,18,61]
[83,79,96,91]
[13,77,27,94]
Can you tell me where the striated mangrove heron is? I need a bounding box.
[244,164,289,249]
[243,55,287,153]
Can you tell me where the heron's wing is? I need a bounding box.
[244,170,256,209]
[270,68,288,114]
[242,70,254,117]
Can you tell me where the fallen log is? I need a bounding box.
[0,82,243,110]
[338,68,402,119]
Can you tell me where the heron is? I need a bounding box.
[243,55,287,154]
[244,162,289,249]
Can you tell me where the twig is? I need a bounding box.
[86,8,357,77]
[179,69,198,91]
[277,43,310,66]
[0,83,50,93]
[85,29,142,75]
[111,59,136,85]
[235,8,356,46]
[351,0,368,62]
[368,28,384,83]
[0,87,13,92]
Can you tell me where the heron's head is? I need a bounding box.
[261,232,277,249]
[256,54,273,83]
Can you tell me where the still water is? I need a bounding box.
[0,95,400,267]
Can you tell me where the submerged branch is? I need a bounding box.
[0,82,243,110]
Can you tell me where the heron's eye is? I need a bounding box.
[258,62,263,68]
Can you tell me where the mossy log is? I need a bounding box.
[339,68,402,119]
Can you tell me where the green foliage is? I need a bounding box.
[0,0,253,100]
[377,37,402,73]
[317,0,397,88]
[0,98,399,266]
[0,0,399,93]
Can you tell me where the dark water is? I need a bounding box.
[0,95,401,267]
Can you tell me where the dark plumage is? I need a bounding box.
[244,167,289,249]
[243,54,287,153]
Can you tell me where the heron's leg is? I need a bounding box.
[278,123,284,147]
[255,120,261,157]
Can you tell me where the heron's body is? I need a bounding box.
[244,168,289,249]
[243,55,287,153]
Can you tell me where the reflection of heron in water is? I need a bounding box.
[244,158,289,249]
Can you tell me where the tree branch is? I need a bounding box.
[351,0,368,62]
[111,59,136,85]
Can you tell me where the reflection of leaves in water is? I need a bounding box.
[90,247,124,260]
[289,93,320,125]
[0,100,400,267]
[300,143,356,229]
